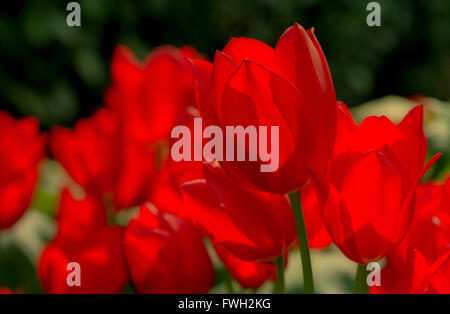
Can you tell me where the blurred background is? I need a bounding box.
[1,0,449,128]
[0,0,449,293]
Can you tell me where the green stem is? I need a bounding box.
[225,272,235,294]
[272,254,285,294]
[288,191,314,294]
[353,263,369,294]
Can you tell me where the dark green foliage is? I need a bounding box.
[0,0,449,128]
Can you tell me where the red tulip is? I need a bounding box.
[181,162,296,262]
[114,137,158,208]
[51,109,121,199]
[51,108,157,209]
[105,45,202,145]
[0,111,45,229]
[149,111,206,220]
[213,241,275,289]
[149,161,201,222]
[124,204,214,293]
[56,188,107,228]
[166,110,206,186]
[191,23,336,193]
[310,103,441,265]
[404,178,450,263]
[38,189,128,293]
[425,253,450,293]
[371,249,450,294]
[371,177,450,294]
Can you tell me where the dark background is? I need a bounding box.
[0,0,449,128]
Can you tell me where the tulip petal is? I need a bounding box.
[204,164,294,254]
[180,179,259,251]
[218,59,312,191]
[306,28,336,100]
[114,142,157,209]
[219,61,258,127]
[387,106,427,189]
[57,188,107,229]
[308,170,361,263]
[300,183,332,249]
[182,163,296,261]
[350,116,403,154]
[222,37,274,68]
[340,151,403,262]
[210,51,238,125]
[332,102,357,155]
[212,241,274,289]
[124,206,214,293]
[109,45,143,94]
[105,46,143,114]
[244,60,311,143]
[191,59,217,125]
[0,171,36,229]
[426,251,450,293]
[274,24,336,171]
[275,24,333,102]
[140,48,193,142]
[51,109,121,197]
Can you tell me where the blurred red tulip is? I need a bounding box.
[149,160,200,222]
[166,110,205,186]
[51,109,121,199]
[124,204,214,293]
[213,241,275,289]
[105,45,202,145]
[38,189,128,293]
[56,188,107,228]
[0,111,45,229]
[52,44,204,209]
[149,111,206,220]
[181,163,296,262]
[311,103,441,265]
[191,23,336,193]
[51,108,157,209]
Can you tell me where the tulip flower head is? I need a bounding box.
[105,45,202,145]
[191,23,337,193]
[213,241,275,289]
[181,163,297,262]
[38,189,128,293]
[405,178,450,263]
[124,203,215,294]
[371,249,450,294]
[0,111,45,229]
[312,103,441,265]
[51,108,158,210]
[372,177,450,293]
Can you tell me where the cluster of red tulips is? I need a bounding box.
[0,23,448,294]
